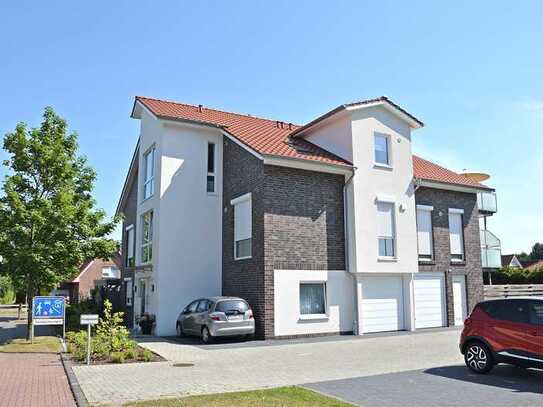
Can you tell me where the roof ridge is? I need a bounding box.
[136,95,301,127]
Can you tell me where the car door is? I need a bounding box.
[182,300,200,334]
[526,300,543,359]
[483,299,533,357]
[193,300,210,334]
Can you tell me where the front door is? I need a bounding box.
[453,275,467,325]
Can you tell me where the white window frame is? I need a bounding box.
[231,193,252,260]
[125,225,135,267]
[142,146,155,201]
[206,142,216,194]
[141,211,153,264]
[416,205,434,262]
[374,132,392,168]
[448,208,465,263]
[125,278,133,306]
[376,200,396,260]
[298,281,328,320]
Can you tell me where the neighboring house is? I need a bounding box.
[57,256,121,303]
[520,259,543,271]
[501,254,523,268]
[116,95,499,338]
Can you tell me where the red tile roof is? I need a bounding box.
[134,96,490,190]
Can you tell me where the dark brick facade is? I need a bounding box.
[119,169,138,328]
[222,137,346,338]
[415,187,484,326]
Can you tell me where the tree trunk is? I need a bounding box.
[25,276,33,340]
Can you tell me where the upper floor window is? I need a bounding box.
[416,205,434,261]
[374,133,390,166]
[448,208,465,262]
[232,193,252,260]
[377,201,395,258]
[125,225,135,267]
[143,147,155,200]
[207,142,216,193]
[102,267,119,279]
[141,211,153,263]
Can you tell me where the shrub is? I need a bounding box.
[491,266,543,284]
[66,330,89,361]
[111,352,125,364]
[96,300,132,352]
[125,348,137,360]
[139,349,153,362]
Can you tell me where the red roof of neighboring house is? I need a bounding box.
[134,96,490,190]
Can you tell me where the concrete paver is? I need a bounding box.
[304,365,543,407]
[73,329,465,404]
[0,353,75,407]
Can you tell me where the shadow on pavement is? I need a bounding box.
[425,364,543,395]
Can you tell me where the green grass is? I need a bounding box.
[0,336,61,353]
[123,386,354,407]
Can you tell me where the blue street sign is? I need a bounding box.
[32,296,65,319]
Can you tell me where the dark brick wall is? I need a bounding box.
[415,187,484,326]
[222,137,266,336]
[120,169,138,328]
[262,165,346,338]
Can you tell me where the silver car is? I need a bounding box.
[176,297,255,343]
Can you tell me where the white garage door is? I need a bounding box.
[361,276,404,333]
[414,273,446,329]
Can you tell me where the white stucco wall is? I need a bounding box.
[305,113,353,163]
[273,270,355,336]
[154,122,223,336]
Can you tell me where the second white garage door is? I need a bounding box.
[361,276,404,333]
[414,273,446,329]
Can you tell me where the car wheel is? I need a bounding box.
[176,322,184,338]
[201,326,213,344]
[465,341,494,374]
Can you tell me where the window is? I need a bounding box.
[102,267,119,278]
[214,300,249,314]
[207,143,216,193]
[377,201,395,258]
[143,147,155,200]
[529,301,543,326]
[374,133,390,166]
[416,205,434,261]
[196,300,211,313]
[125,279,133,306]
[448,209,465,262]
[141,211,153,263]
[185,300,199,314]
[232,193,252,259]
[481,300,529,324]
[126,225,135,267]
[299,283,326,315]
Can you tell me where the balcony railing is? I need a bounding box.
[477,191,497,214]
[480,229,502,268]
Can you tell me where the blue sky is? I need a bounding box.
[1,1,541,254]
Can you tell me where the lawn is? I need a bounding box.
[0,336,61,353]
[124,386,354,406]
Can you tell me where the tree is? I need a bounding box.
[0,107,118,337]
[529,243,543,260]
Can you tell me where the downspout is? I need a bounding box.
[343,167,357,334]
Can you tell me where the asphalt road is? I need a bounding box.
[304,364,543,407]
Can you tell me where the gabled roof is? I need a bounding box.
[130,96,491,192]
[501,254,517,267]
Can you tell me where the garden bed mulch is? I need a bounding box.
[65,345,165,366]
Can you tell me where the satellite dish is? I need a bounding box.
[461,170,490,182]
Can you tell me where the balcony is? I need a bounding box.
[480,229,502,268]
[477,191,497,214]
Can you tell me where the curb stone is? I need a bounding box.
[61,352,89,407]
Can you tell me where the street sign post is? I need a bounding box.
[80,314,99,365]
[31,296,66,342]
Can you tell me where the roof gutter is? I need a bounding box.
[416,178,494,193]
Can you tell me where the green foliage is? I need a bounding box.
[139,348,153,362]
[0,107,118,327]
[530,243,543,261]
[125,348,137,360]
[65,298,99,332]
[491,266,543,284]
[0,276,15,304]
[110,351,125,364]
[66,299,137,362]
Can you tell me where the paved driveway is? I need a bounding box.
[305,365,543,407]
[74,328,466,404]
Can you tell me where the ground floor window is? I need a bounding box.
[299,282,326,315]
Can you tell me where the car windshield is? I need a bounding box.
[215,300,249,315]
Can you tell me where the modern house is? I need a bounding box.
[116,95,498,338]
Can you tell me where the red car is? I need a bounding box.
[460,298,543,373]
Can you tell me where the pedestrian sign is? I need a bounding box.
[32,296,65,326]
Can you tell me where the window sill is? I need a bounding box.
[234,256,252,261]
[298,314,329,322]
[450,261,466,266]
[378,257,397,262]
[373,162,393,171]
[419,260,436,266]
